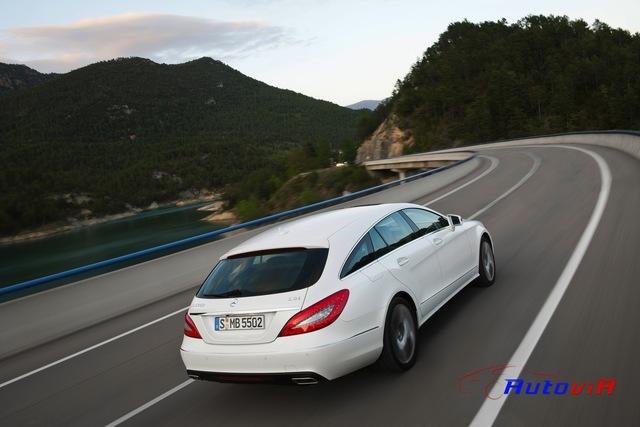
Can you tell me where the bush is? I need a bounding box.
[234,198,266,221]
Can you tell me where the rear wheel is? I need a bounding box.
[376,297,417,372]
[475,237,496,287]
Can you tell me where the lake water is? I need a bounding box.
[0,203,223,290]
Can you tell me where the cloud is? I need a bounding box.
[0,13,295,72]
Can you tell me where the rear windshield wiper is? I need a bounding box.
[206,289,246,298]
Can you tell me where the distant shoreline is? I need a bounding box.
[0,194,219,245]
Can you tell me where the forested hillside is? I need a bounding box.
[0,63,56,95]
[359,16,640,152]
[0,57,366,235]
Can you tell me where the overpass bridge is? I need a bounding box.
[1,132,639,426]
[362,151,473,179]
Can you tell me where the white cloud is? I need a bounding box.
[0,13,295,72]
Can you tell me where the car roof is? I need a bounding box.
[222,203,421,258]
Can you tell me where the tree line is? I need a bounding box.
[0,57,367,235]
[360,16,640,152]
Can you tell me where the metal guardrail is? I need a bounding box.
[0,152,476,297]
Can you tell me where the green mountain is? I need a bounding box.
[0,62,57,96]
[0,57,366,235]
[360,16,640,152]
[0,63,56,95]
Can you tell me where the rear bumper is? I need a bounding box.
[186,370,327,385]
[180,326,381,381]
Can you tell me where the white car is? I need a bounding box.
[181,203,495,384]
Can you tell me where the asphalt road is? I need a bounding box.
[1,143,638,426]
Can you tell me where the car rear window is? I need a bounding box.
[197,248,329,298]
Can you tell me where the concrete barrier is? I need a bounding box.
[434,131,640,161]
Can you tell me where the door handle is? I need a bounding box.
[433,238,443,246]
[397,257,410,266]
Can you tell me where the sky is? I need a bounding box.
[1,0,639,106]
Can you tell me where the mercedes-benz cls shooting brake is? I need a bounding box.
[180,203,495,384]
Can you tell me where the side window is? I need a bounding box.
[374,212,414,246]
[403,208,447,234]
[341,235,373,278]
[370,229,387,252]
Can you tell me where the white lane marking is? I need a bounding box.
[423,155,500,206]
[105,379,194,427]
[468,152,540,220]
[470,145,611,426]
[0,306,189,390]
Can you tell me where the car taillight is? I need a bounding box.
[184,313,202,339]
[279,289,349,337]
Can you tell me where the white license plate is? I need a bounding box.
[214,315,265,331]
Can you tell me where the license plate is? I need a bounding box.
[214,315,265,331]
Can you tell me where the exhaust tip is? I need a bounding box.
[291,377,319,385]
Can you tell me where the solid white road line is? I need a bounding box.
[468,152,540,220]
[423,155,500,206]
[105,379,195,427]
[470,145,612,426]
[0,306,189,390]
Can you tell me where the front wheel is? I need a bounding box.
[376,297,418,372]
[475,237,496,287]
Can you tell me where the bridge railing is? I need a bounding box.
[0,152,476,297]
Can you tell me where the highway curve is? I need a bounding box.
[0,142,639,426]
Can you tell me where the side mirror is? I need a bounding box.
[447,214,463,229]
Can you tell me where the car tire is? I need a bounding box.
[376,297,418,372]
[475,236,496,287]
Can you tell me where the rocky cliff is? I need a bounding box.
[355,114,415,163]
